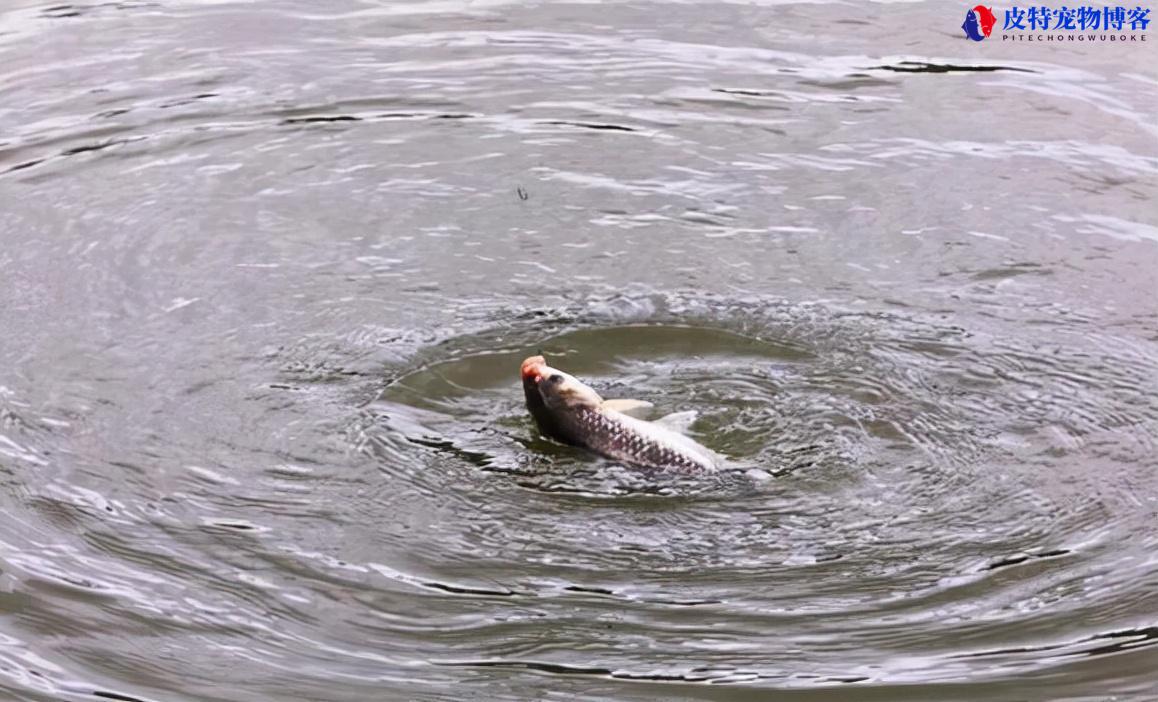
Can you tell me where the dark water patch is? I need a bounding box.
[639,596,723,607]
[93,108,131,119]
[201,519,265,533]
[4,158,44,173]
[405,435,495,469]
[563,584,616,596]
[711,87,780,97]
[1079,626,1158,657]
[158,93,219,109]
[539,120,638,133]
[871,61,1036,74]
[60,138,139,157]
[421,581,518,597]
[962,626,1158,660]
[971,263,1052,281]
[41,5,82,18]
[35,2,158,22]
[281,115,362,125]
[983,548,1071,571]
[438,659,614,676]
[437,659,785,684]
[279,110,478,128]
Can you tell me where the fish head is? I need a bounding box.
[521,355,602,412]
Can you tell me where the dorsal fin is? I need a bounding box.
[652,410,697,434]
[600,398,653,418]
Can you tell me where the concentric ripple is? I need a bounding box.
[2,0,1157,699]
[331,292,1158,693]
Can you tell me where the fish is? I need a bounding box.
[961,8,986,41]
[520,355,721,472]
[974,5,996,37]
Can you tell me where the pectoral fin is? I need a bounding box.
[600,398,654,417]
[652,410,698,434]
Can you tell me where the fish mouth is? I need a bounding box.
[521,355,547,383]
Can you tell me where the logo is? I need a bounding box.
[962,5,1151,42]
[962,5,998,40]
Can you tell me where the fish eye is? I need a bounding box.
[548,374,563,384]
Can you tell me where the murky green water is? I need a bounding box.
[2,1,1157,700]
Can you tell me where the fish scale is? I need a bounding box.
[564,408,713,472]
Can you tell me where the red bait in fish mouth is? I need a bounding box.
[521,355,720,472]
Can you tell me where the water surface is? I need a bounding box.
[2,1,1157,700]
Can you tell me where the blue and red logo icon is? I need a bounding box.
[962,5,998,40]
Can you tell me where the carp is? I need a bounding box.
[521,355,720,472]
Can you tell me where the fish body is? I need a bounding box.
[962,8,985,40]
[521,355,720,472]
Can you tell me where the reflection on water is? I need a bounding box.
[1,0,1157,700]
